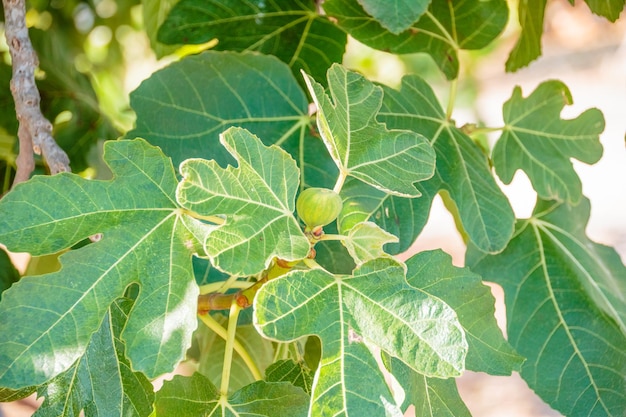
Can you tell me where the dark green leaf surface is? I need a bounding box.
[467,198,626,416]
[505,0,547,72]
[34,298,154,417]
[406,250,524,375]
[127,51,310,168]
[356,0,430,34]
[494,81,604,204]
[325,0,508,79]
[177,127,310,275]
[255,258,467,416]
[265,359,313,395]
[158,0,347,85]
[304,64,436,196]
[0,139,202,388]
[337,177,439,254]
[379,75,515,253]
[155,373,309,416]
[385,356,471,416]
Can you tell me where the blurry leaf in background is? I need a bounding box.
[505,0,547,72]
[506,0,625,71]
[0,247,19,301]
[33,27,119,173]
[142,0,180,58]
[157,0,347,86]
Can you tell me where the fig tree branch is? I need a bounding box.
[3,0,70,185]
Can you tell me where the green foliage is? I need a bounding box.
[493,81,604,204]
[1,0,625,416]
[467,198,626,415]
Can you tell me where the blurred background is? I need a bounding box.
[1,0,625,415]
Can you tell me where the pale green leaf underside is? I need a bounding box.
[467,199,626,416]
[0,139,201,388]
[155,374,309,417]
[379,75,515,253]
[341,221,398,266]
[304,64,436,197]
[157,0,347,85]
[254,258,467,416]
[494,81,604,204]
[34,299,154,417]
[177,127,310,276]
[356,0,429,34]
[194,321,275,394]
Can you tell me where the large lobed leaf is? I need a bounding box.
[324,0,508,79]
[157,0,347,86]
[176,127,310,276]
[0,139,202,388]
[254,257,467,416]
[494,81,604,204]
[126,51,338,189]
[155,373,309,416]
[378,74,515,253]
[303,64,436,197]
[34,298,154,417]
[467,198,626,416]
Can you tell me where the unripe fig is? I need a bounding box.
[296,187,343,229]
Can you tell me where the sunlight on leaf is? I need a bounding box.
[0,139,204,388]
[406,250,524,375]
[255,258,467,416]
[304,64,435,196]
[34,298,154,417]
[340,221,398,266]
[177,127,310,276]
[384,355,471,417]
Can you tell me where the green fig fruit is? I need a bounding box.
[296,187,343,229]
